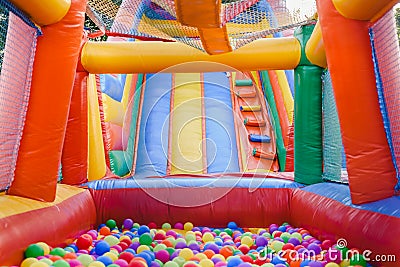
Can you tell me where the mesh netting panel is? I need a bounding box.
[371,9,400,190]
[0,2,38,191]
[322,70,346,183]
[87,0,316,51]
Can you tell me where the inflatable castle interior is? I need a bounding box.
[0,0,400,266]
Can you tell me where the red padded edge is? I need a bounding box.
[90,187,292,228]
[291,189,400,267]
[0,190,96,265]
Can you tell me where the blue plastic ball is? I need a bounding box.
[95,241,110,256]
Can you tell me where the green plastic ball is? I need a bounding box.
[25,244,44,258]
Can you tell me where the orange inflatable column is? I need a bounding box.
[61,71,88,185]
[317,0,397,204]
[8,0,87,201]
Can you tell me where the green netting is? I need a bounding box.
[322,70,345,182]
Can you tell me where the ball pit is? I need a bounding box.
[20,220,372,267]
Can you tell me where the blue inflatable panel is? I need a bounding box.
[203,72,240,173]
[249,134,271,143]
[135,73,172,176]
[284,70,295,97]
[100,74,124,102]
[302,183,400,218]
[87,177,302,190]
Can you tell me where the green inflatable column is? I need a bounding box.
[294,25,323,184]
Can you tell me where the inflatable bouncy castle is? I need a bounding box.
[0,0,399,266]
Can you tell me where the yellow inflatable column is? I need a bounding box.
[87,74,107,180]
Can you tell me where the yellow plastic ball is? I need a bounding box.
[240,235,253,247]
[339,259,350,267]
[88,261,106,267]
[38,258,53,266]
[184,222,194,231]
[202,232,214,243]
[21,258,39,267]
[103,252,118,262]
[137,244,151,254]
[30,263,49,267]
[179,248,195,261]
[199,259,214,267]
[196,253,208,261]
[211,254,225,262]
[325,263,340,267]
[36,242,50,255]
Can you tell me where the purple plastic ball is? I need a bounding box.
[307,243,322,254]
[123,219,134,230]
[288,237,301,246]
[255,236,268,247]
[174,222,184,230]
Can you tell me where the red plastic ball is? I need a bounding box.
[76,234,93,250]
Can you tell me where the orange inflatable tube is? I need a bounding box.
[317,0,397,204]
[61,72,88,185]
[8,0,87,201]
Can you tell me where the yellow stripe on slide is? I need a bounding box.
[0,184,85,219]
[276,70,294,125]
[170,73,204,174]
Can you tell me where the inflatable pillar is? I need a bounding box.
[316,0,397,204]
[294,24,324,185]
[8,0,87,201]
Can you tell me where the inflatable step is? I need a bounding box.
[235,91,256,98]
[240,105,261,112]
[235,79,253,86]
[244,118,266,127]
[249,134,271,143]
[252,148,275,160]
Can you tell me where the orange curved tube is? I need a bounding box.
[8,0,87,201]
[61,72,88,185]
[317,0,397,204]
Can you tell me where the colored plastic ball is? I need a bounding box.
[36,242,51,255]
[138,225,151,235]
[106,219,117,229]
[349,254,367,267]
[155,250,170,263]
[77,234,93,250]
[139,233,153,246]
[52,260,70,267]
[162,223,172,230]
[95,241,110,256]
[325,263,340,267]
[184,222,194,231]
[164,262,179,267]
[50,248,67,257]
[77,254,94,266]
[97,255,113,266]
[25,244,45,258]
[114,259,129,267]
[240,236,253,247]
[89,261,106,267]
[123,219,134,230]
[227,222,238,229]
[227,257,243,267]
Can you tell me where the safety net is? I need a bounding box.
[370,9,400,191]
[86,0,316,52]
[0,0,40,191]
